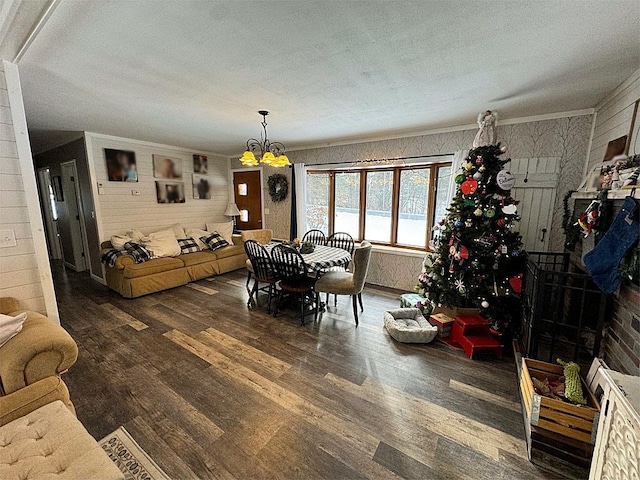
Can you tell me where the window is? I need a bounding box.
[397,168,430,246]
[306,161,451,249]
[306,173,330,234]
[365,171,394,242]
[334,172,360,238]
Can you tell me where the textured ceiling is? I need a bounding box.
[16,0,640,154]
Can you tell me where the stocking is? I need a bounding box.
[584,195,639,293]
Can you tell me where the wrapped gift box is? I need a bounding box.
[429,313,455,337]
[400,294,431,316]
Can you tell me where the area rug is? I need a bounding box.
[100,427,171,480]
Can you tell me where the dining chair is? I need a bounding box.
[241,229,274,288]
[314,241,372,327]
[244,240,279,313]
[302,229,327,246]
[270,244,318,325]
[325,232,356,305]
[327,232,355,260]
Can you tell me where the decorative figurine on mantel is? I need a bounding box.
[473,110,498,148]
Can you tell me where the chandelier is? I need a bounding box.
[239,110,290,167]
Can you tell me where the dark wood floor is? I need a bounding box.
[54,266,562,479]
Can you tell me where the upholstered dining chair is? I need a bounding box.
[325,231,356,305]
[244,240,279,313]
[270,244,318,325]
[314,241,372,326]
[241,229,274,288]
[302,229,327,246]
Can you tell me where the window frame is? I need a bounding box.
[306,161,451,251]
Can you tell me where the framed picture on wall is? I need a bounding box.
[155,181,185,204]
[193,154,208,174]
[105,148,137,182]
[153,155,182,179]
[192,174,213,199]
[602,135,627,162]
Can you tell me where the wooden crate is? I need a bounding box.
[520,358,600,446]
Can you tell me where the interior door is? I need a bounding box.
[233,170,263,230]
[60,161,87,271]
[510,157,558,252]
[36,168,62,260]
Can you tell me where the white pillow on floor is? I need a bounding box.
[0,312,27,347]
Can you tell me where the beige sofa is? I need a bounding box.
[100,233,247,298]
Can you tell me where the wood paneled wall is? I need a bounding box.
[588,68,640,170]
[0,62,53,316]
[85,133,230,242]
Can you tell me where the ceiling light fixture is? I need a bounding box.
[239,110,290,168]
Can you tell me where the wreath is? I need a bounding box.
[267,173,289,202]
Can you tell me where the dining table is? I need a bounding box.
[264,242,351,274]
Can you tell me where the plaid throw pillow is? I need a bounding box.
[124,241,152,263]
[177,237,201,254]
[200,232,229,251]
[101,249,125,267]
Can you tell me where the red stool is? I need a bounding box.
[451,315,503,359]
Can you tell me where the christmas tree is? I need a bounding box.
[416,144,523,310]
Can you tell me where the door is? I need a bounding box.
[510,157,558,252]
[233,170,263,230]
[59,161,87,271]
[36,168,62,260]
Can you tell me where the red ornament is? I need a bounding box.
[454,245,469,261]
[460,178,478,195]
[497,218,506,228]
[509,274,523,293]
[476,156,483,164]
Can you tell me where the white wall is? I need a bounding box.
[84,132,230,242]
[588,67,640,169]
[0,60,58,320]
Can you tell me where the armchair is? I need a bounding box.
[0,298,78,426]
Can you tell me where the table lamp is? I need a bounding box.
[224,202,241,231]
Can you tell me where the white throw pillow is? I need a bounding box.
[185,228,210,250]
[142,229,181,258]
[127,229,145,242]
[0,312,27,347]
[169,223,186,239]
[110,234,131,250]
[206,221,233,245]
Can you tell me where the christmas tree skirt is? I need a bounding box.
[432,305,479,318]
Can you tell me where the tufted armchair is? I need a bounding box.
[315,241,372,326]
[0,298,78,427]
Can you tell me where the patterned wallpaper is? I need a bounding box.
[230,114,593,291]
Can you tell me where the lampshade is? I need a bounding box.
[240,151,258,166]
[261,151,276,165]
[273,154,291,167]
[224,203,241,216]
